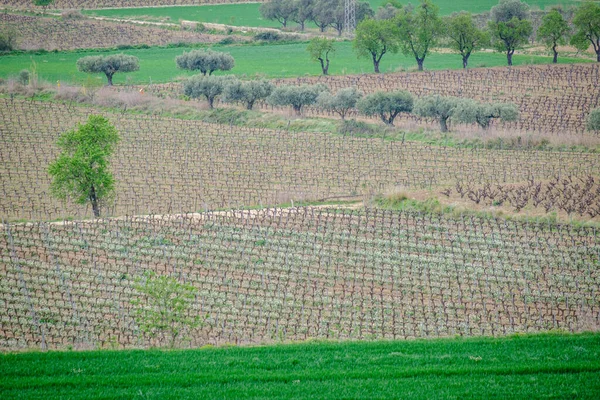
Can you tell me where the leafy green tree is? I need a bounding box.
[33,0,54,8]
[76,54,139,86]
[307,37,336,75]
[131,271,203,348]
[290,0,314,31]
[176,49,235,76]
[570,1,600,62]
[357,90,413,126]
[537,9,570,63]
[413,95,462,132]
[455,100,519,129]
[353,19,399,73]
[259,0,295,28]
[267,84,328,115]
[488,0,532,66]
[222,79,274,110]
[317,87,362,120]
[395,0,442,71]
[0,28,17,52]
[183,75,229,109]
[587,108,600,133]
[444,12,490,68]
[48,115,120,218]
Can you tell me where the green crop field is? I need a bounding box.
[83,0,580,28]
[1,334,599,399]
[0,42,590,85]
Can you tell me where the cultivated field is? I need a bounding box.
[1,207,598,350]
[0,13,225,51]
[2,99,600,220]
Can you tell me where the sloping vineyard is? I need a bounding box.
[0,0,260,9]
[2,99,599,221]
[1,208,598,350]
[0,14,222,51]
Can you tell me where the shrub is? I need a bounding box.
[587,108,600,133]
[254,31,282,42]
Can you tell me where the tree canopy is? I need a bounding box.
[537,8,570,63]
[267,84,328,115]
[353,19,400,73]
[221,79,274,110]
[48,115,120,218]
[76,54,139,86]
[395,0,442,71]
[455,100,519,129]
[176,49,235,76]
[357,90,414,126]
[317,87,363,120]
[307,37,336,75]
[570,1,600,62]
[413,95,463,132]
[587,108,600,132]
[444,12,489,68]
[183,75,230,109]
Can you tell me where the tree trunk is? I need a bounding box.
[90,185,100,218]
[319,57,328,75]
[552,44,558,64]
[246,101,254,110]
[106,73,114,86]
[507,50,513,66]
[207,97,214,109]
[373,56,380,73]
[293,105,302,116]
[440,117,448,132]
[417,58,424,71]
[462,55,469,69]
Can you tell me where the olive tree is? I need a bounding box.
[357,90,413,126]
[353,19,400,73]
[267,84,328,116]
[570,1,600,62]
[537,8,570,64]
[307,37,336,75]
[183,75,229,109]
[48,115,120,218]
[330,0,374,36]
[316,87,362,120]
[488,0,533,66]
[444,12,489,68]
[222,79,274,110]
[587,108,600,133]
[413,95,463,132]
[131,271,203,348]
[0,28,17,52]
[76,54,139,86]
[176,49,235,76]
[395,0,442,71]
[455,99,519,129]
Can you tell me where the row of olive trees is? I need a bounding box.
[353,0,600,72]
[75,49,235,86]
[183,76,519,131]
[260,0,374,34]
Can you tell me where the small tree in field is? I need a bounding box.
[413,95,462,132]
[267,84,328,116]
[444,12,489,68]
[537,8,570,64]
[587,108,600,133]
[357,90,413,126]
[77,54,139,86]
[48,115,119,218]
[222,79,274,110]
[570,1,600,62]
[455,99,519,129]
[353,18,400,73]
[307,37,335,75]
[131,271,203,348]
[183,75,229,109]
[317,87,362,120]
[176,49,235,76]
[0,28,17,52]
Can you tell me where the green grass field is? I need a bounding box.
[0,42,590,85]
[83,0,580,28]
[1,334,599,399]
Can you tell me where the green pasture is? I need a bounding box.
[1,333,599,399]
[82,0,581,28]
[0,42,591,85]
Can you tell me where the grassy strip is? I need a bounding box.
[1,333,599,399]
[81,0,581,27]
[0,41,592,85]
